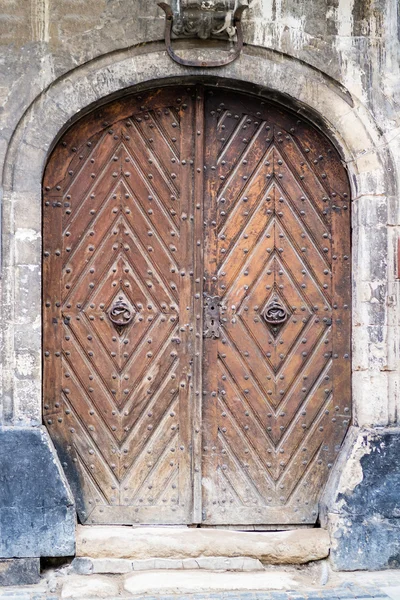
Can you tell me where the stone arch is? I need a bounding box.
[2,41,396,434]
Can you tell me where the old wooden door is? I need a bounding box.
[43,85,351,526]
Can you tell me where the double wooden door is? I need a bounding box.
[43,85,351,526]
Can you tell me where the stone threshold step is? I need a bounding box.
[76,526,329,565]
[73,556,265,574]
[62,569,300,598]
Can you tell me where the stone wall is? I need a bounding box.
[0,0,399,571]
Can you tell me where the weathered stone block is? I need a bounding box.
[71,557,93,575]
[15,228,41,266]
[61,574,119,599]
[15,351,40,380]
[14,265,41,325]
[321,426,400,570]
[352,372,390,427]
[77,526,330,564]
[72,557,132,574]
[354,195,388,227]
[12,143,47,194]
[14,324,42,353]
[123,569,295,595]
[131,556,263,571]
[0,427,76,558]
[183,557,264,571]
[91,558,133,574]
[0,558,40,586]
[13,377,42,427]
[12,192,41,231]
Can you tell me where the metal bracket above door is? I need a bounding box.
[158,2,248,68]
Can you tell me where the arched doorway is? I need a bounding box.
[43,83,351,526]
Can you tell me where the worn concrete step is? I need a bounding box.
[76,526,330,564]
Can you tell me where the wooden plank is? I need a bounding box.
[192,87,205,523]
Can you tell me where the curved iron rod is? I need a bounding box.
[158,2,248,68]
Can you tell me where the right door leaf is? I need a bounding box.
[201,89,351,526]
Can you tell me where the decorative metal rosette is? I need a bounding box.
[263,299,289,325]
[108,300,135,327]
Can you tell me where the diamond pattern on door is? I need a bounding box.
[201,90,351,525]
[44,85,351,527]
[44,89,195,524]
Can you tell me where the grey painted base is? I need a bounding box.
[0,558,40,586]
[0,427,76,558]
[321,426,400,571]
[331,515,400,571]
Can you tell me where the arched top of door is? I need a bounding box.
[43,81,350,198]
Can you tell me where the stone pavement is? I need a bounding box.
[0,567,399,600]
[0,586,396,600]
